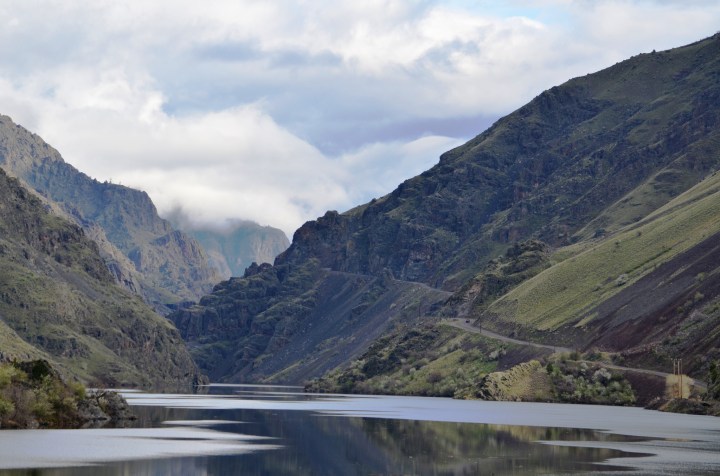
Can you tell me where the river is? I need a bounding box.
[1,385,719,475]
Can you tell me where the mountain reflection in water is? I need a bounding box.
[1,385,719,475]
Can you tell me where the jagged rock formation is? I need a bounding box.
[175,35,720,387]
[0,115,219,312]
[0,168,203,386]
[186,220,289,279]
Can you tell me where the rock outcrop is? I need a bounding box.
[187,220,289,279]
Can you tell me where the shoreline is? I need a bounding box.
[1,387,718,474]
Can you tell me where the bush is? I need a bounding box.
[547,360,636,405]
[0,397,14,418]
[708,360,720,401]
[426,371,443,384]
[0,360,90,429]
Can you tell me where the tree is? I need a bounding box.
[708,360,720,401]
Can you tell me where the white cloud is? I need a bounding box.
[338,135,463,202]
[2,0,720,236]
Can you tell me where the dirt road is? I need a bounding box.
[443,318,707,390]
[445,318,572,353]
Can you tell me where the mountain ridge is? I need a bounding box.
[173,33,720,388]
[184,220,290,279]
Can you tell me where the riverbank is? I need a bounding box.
[647,397,720,417]
[0,360,135,429]
[306,319,720,415]
[1,385,719,474]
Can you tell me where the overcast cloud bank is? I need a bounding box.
[1,0,719,235]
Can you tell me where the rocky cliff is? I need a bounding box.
[278,34,720,290]
[0,115,219,312]
[187,220,289,279]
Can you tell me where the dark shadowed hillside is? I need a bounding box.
[171,261,449,382]
[279,34,720,289]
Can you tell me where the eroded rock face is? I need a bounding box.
[170,259,451,383]
[277,35,720,292]
[0,115,219,311]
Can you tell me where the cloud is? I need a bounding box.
[2,0,720,236]
[0,66,456,235]
[337,135,464,203]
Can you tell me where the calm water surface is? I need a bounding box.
[1,385,719,475]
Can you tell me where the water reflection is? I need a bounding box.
[1,386,719,475]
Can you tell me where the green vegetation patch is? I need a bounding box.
[488,172,720,330]
[307,323,505,398]
[545,358,636,405]
[0,360,91,429]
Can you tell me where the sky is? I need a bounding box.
[1,1,720,237]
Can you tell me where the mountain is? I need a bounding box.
[0,115,219,312]
[0,167,203,387]
[172,34,720,388]
[184,221,289,279]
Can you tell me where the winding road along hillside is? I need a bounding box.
[443,318,707,390]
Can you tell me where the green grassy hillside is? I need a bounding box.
[277,34,720,291]
[485,170,720,331]
[174,34,720,389]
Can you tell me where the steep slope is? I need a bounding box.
[0,168,203,386]
[338,171,720,396]
[174,34,720,384]
[0,115,219,311]
[187,220,290,279]
[476,170,720,374]
[171,261,449,382]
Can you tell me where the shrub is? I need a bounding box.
[0,361,90,428]
[708,360,720,401]
[0,397,14,418]
[426,371,443,384]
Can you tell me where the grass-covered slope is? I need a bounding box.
[315,171,720,398]
[466,170,720,375]
[0,168,203,387]
[306,323,523,397]
[486,170,720,330]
